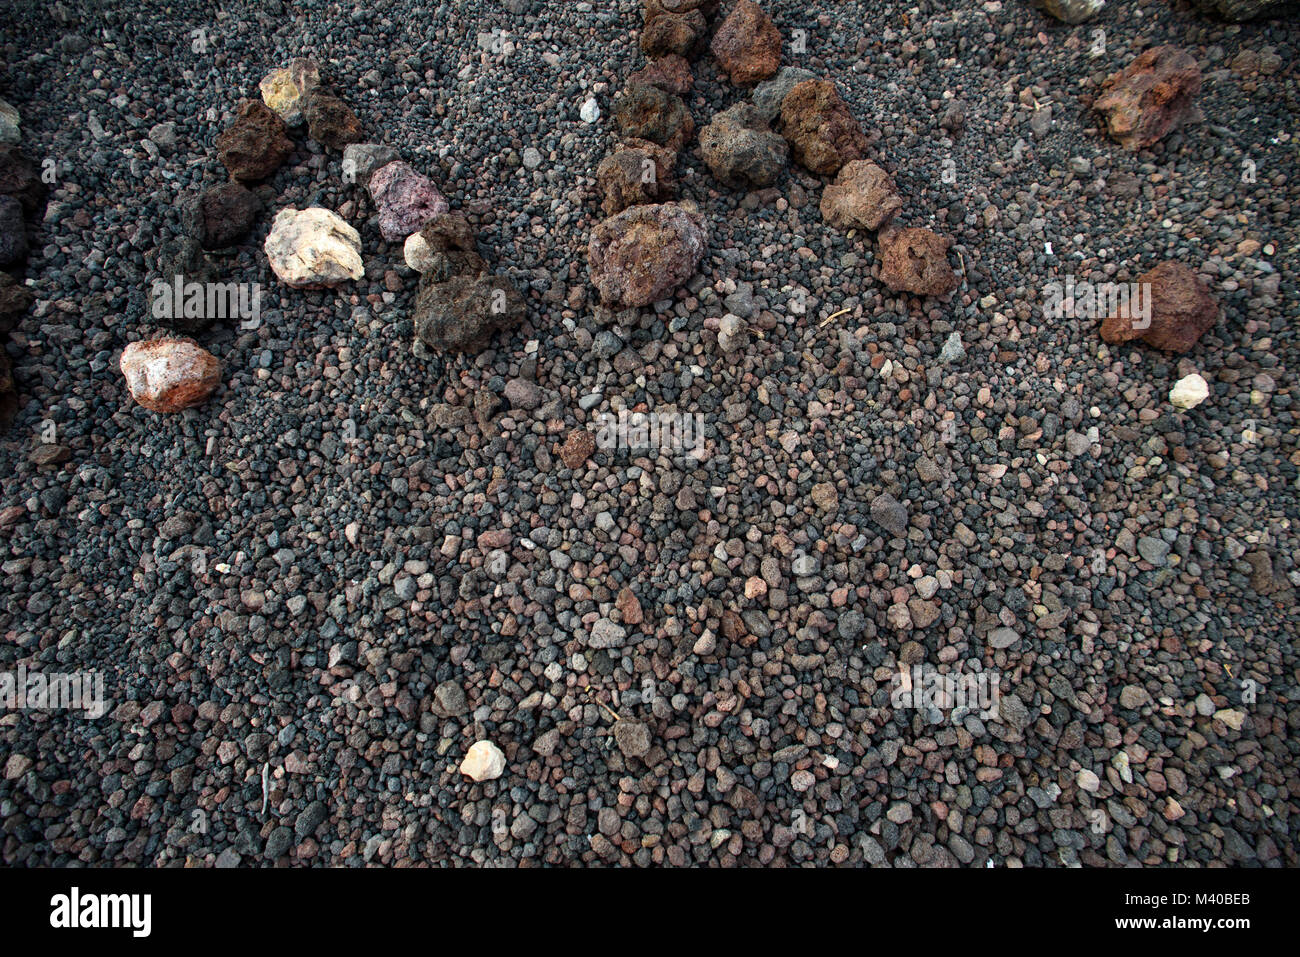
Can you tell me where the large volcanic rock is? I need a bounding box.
[877,226,959,297]
[0,146,47,216]
[182,182,263,250]
[303,90,363,150]
[821,160,903,231]
[588,202,706,308]
[368,161,449,242]
[264,207,363,288]
[699,102,787,188]
[641,0,709,58]
[596,139,676,215]
[403,211,488,280]
[1100,261,1219,353]
[614,83,695,152]
[215,100,294,182]
[413,273,526,353]
[710,0,782,85]
[1093,45,1202,150]
[778,79,870,176]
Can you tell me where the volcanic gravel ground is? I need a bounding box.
[0,0,1298,866]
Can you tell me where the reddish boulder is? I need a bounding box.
[1100,261,1219,352]
[778,79,870,176]
[1094,45,1202,150]
[628,54,694,95]
[710,0,782,85]
[596,140,677,215]
[821,160,903,231]
[878,226,959,297]
[588,202,707,308]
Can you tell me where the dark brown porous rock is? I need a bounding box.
[596,140,677,215]
[215,100,294,181]
[641,1,709,58]
[302,89,364,150]
[1099,261,1219,353]
[778,79,870,176]
[182,182,263,250]
[413,273,526,353]
[614,83,695,152]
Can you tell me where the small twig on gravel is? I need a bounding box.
[584,686,623,723]
[819,307,851,328]
[260,762,269,818]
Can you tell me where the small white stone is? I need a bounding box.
[1076,768,1101,792]
[1169,372,1209,410]
[459,740,506,782]
[403,231,433,273]
[580,97,600,123]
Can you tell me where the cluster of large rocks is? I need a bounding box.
[124,61,370,414]
[0,101,49,429]
[739,59,957,299]
[588,2,723,310]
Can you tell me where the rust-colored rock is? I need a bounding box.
[778,79,870,176]
[820,160,903,231]
[303,89,363,150]
[560,429,597,470]
[215,100,294,182]
[1094,45,1202,150]
[629,54,695,95]
[710,0,782,85]
[596,140,676,215]
[616,586,644,626]
[1099,261,1219,352]
[588,202,707,308]
[119,338,222,413]
[878,226,959,298]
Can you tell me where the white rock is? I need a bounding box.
[580,97,600,124]
[1169,372,1209,410]
[459,740,506,782]
[1076,768,1101,792]
[264,208,363,288]
[403,231,433,273]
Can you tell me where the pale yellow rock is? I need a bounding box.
[1169,372,1209,410]
[459,740,506,782]
[264,207,363,288]
[258,58,321,126]
[1213,708,1245,731]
